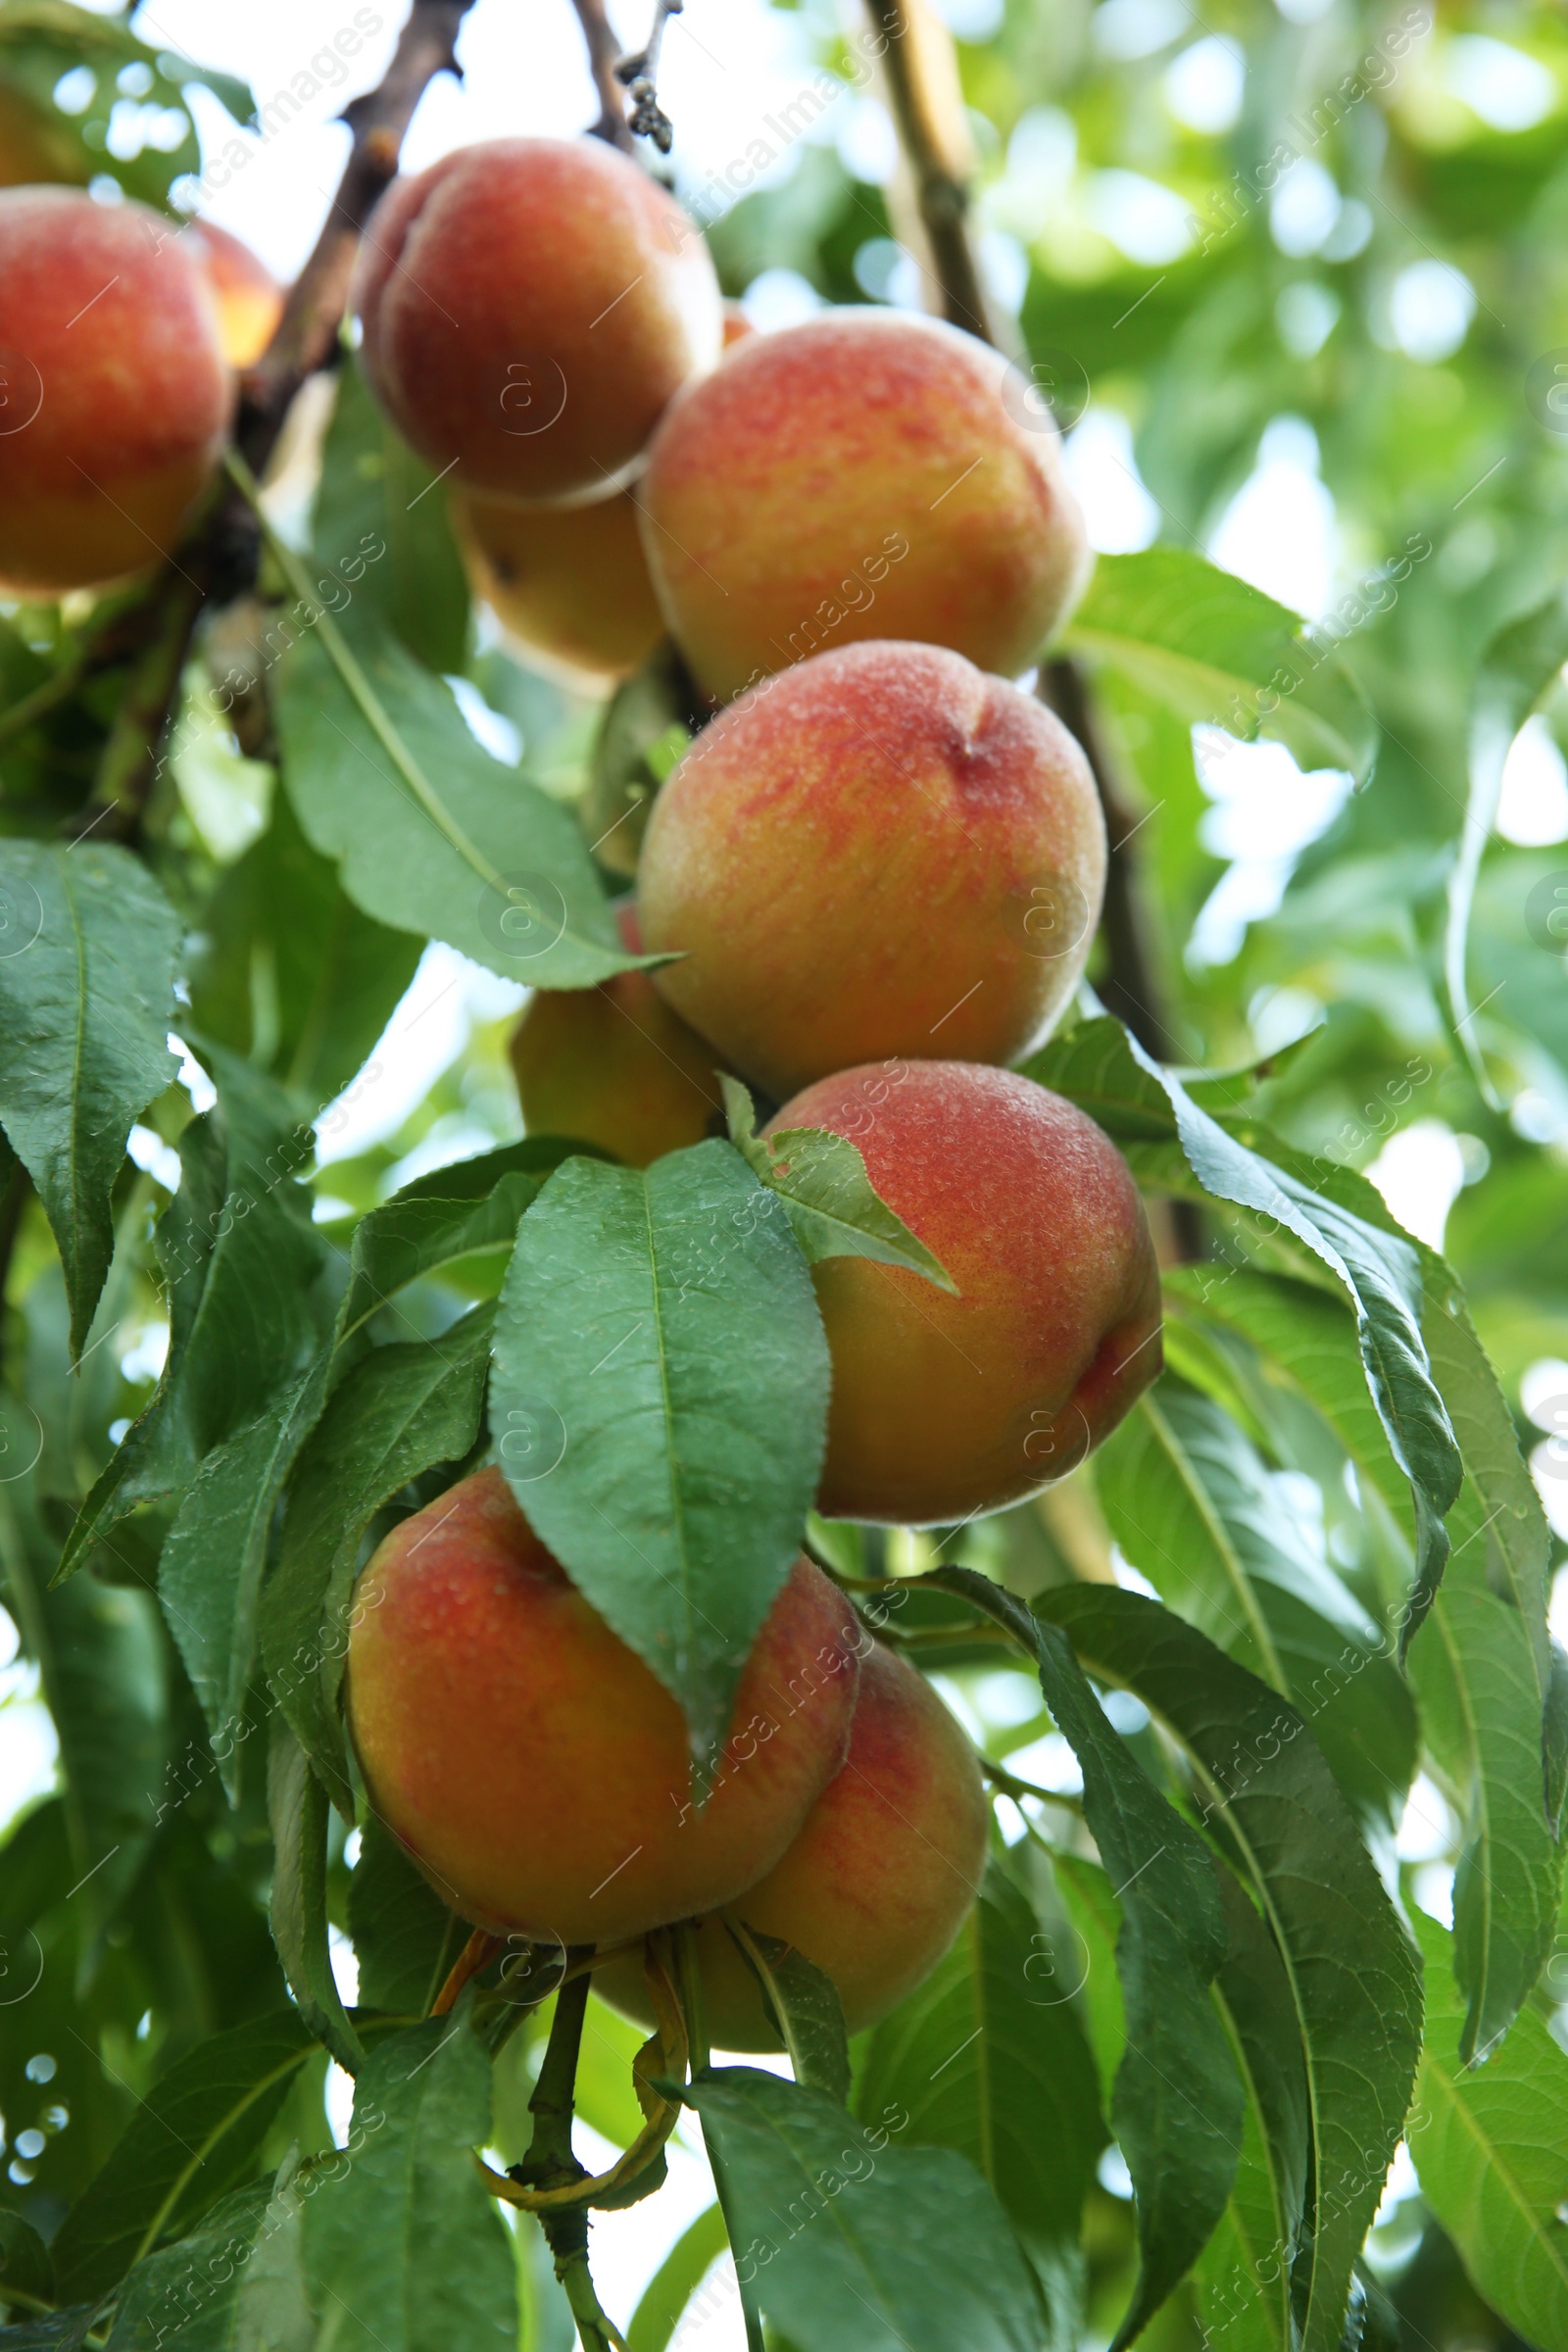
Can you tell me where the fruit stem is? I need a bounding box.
[672,1920,710,2075]
[429,1925,502,2016]
[526,1968,593,2181]
[981,1753,1087,1818]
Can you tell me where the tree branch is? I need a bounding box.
[70,0,476,843]
[238,0,473,466]
[861,0,991,340]
[570,0,637,152]
[862,0,1197,1119]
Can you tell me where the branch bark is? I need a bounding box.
[863,0,991,340]
[570,0,637,152]
[861,0,1193,1081]
[73,0,475,841]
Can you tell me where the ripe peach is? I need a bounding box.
[346,1468,860,1945]
[770,1061,1161,1524]
[509,904,724,1166]
[636,640,1104,1099]
[186,220,283,369]
[598,1639,988,2043]
[0,189,232,597]
[638,309,1091,702]
[453,485,663,689]
[354,138,722,507]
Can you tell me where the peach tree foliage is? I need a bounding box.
[0,1,1565,2349]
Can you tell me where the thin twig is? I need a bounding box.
[570,0,636,151]
[615,0,683,153]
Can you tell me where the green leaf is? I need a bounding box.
[268,1718,365,2076]
[1027,1017,1462,1629]
[56,1055,332,1585]
[1063,547,1378,786]
[491,1143,829,1769]
[1193,1873,1310,2352]
[720,1918,851,2102]
[721,1078,956,1290]
[579,640,695,878]
[302,2013,517,2352]
[1096,1382,1418,1838]
[348,1818,463,2019]
[0,5,251,207]
[0,842,179,1352]
[626,2203,730,2352]
[931,1572,1242,2349]
[857,1860,1104,2345]
[1408,1908,1568,2350]
[104,2163,314,2352]
[263,541,635,991]
[336,1143,583,1345]
[1408,1258,1562,2059]
[1446,585,1568,1106]
[0,2210,52,2308]
[158,1356,332,1796]
[0,1487,167,1918]
[1035,1585,1422,2352]
[688,2068,1046,2352]
[260,1305,493,1807]
[187,790,423,1116]
[312,354,471,676]
[50,2012,318,2304]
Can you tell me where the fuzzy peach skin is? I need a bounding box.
[186,220,283,370]
[598,1638,989,2044]
[0,189,232,597]
[453,484,664,689]
[768,1062,1162,1524]
[638,310,1091,702]
[509,903,724,1166]
[353,138,722,507]
[346,1468,861,1945]
[636,640,1104,1099]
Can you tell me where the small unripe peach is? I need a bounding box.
[346,1468,861,1945]
[637,640,1104,1100]
[509,904,724,1166]
[453,485,663,689]
[186,220,283,369]
[599,1639,988,2042]
[769,1061,1162,1524]
[354,138,722,507]
[0,188,232,597]
[639,309,1091,702]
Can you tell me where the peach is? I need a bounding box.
[453,485,663,689]
[0,189,232,598]
[353,138,722,507]
[636,640,1104,1099]
[186,220,283,369]
[346,1468,860,1945]
[770,1062,1161,1524]
[721,301,754,349]
[509,903,724,1166]
[598,1639,988,2043]
[638,309,1091,702]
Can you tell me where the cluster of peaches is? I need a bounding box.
[345,139,1165,2040]
[0,138,1164,2042]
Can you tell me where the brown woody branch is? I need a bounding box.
[861,0,1192,1080]
[74,0,476,841]
[570,0,637,152]
[862,0,991,341]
